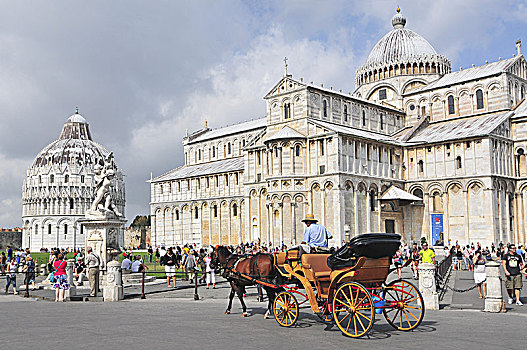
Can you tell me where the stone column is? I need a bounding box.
[366,190,371,232]
[418,263,439,310]
[484,261,505,312]
[292,202,297,244]
[103,260,123,302]
[354,188,359,236]
[65,259,76,299]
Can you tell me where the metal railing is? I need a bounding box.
[435,253,452,300]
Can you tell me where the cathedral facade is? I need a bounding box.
[149,10,527,248]
[21,110,126,250]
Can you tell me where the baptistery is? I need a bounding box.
[22,109,125,250]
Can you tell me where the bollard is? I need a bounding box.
[24,270,30,298]
[40,264,47,276]
[194,270,199,300]
[418,262,439,310]
[484,261,505,312]
[140,270,146,299]
[65,259,76,299]
[103,260,123,302]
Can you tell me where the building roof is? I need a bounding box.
[188,118,266,144]
[151,157,244,182]
[404,111,512,144]
[380,185,422,202]
[264,126,305,143]
[409,56,520,94]
[366,10,439,66]
[310,119,398,144]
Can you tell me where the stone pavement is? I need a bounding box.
[2,291,526,350]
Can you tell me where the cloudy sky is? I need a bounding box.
[1,0,526,227]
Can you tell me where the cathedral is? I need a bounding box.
[21,109,126,250]
[149,9,527,248]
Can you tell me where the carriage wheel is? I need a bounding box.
[382,279,424,331]
[273,291,299,327]
[332,282,374,338]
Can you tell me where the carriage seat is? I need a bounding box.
[301,254,332,280]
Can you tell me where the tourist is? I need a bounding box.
[455,246,463,270]
[48,250,57,273]
[393,249,403,279]
[155,247,160,263]
[161,247,177,288]
[410,243,420,279]
[75,259,86,286]
[52,254,68,302]
[148,246,153,263]
[185,250,198,283]
[131,255,148,273]
[22,256,36,291]
[121,254,132,271]
[204,253,215,289]
[473,250,487,299]
[419,242,436,265]
[0,252,6,274]
[85,247,101,297]
[5,257,18,295]
[6,246,13,261]
[502,244,524,305]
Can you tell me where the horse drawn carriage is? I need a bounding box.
[213,233,425,338]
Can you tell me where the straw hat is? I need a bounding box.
[301,213,318,223]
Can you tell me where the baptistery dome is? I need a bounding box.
[22,109,126,251]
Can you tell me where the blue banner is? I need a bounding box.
[431,214,443,246]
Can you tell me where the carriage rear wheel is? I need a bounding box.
[382,279,424,331]
[332,282,375,338]
[273,291,299,327]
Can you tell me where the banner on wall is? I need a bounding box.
[431,214,443,246]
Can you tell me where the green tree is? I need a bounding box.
[131,215,150,228]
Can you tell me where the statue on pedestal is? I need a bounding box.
[87,152,123,219]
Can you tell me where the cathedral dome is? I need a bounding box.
[366,10,438,66]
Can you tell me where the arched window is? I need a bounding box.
[65,174,69,183]
[213,205,218,218]
[295,145,301,157]
[233,203,238,217]
[322,100,328,118]
[448,95,455,114]
[35,224,38,235]
[362,110,366,126]
[212,146,216,158]
[456,156,462,169]
[69,198,74,210]
[225,174,229,186]
[370,189,376,211]
[64,224,68,235]
[50,174,54,183]
[39,175,42,184]
[380,113,384,130]
[522,86,525,100]
[412,188,424,199]
[343,105,348,122]
[194,207,199,219]
[284,103,291,119]
[80,175,84,183]
[235,173,239,185]
[418,160,424,173]
[476,89,484,109]
[48,224,52,235]
[228,143,231,155]
[215,176,219,187]
[198,149,202,160]
[242,139,246,147]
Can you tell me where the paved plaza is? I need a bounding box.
[2,267,526,349]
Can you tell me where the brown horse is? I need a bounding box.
[211,246,282,318]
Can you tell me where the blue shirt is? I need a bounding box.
[303,224,332,247]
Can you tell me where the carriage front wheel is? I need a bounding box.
[273,291,299,327]
[332,282,375,338]
[382,279,424,331]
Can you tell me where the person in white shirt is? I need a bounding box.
[121,254,132,271]
[131,255,147,273]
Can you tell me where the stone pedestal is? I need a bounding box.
[484,261,505,312]
[79,217,126,271]
[103,260,123,302]
[418,263,439,310]
[65,259,76,299]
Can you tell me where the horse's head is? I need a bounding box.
[210,245,231,269]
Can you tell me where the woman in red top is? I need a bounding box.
[53,254,69,302]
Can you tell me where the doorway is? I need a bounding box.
[385,219,395,233]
